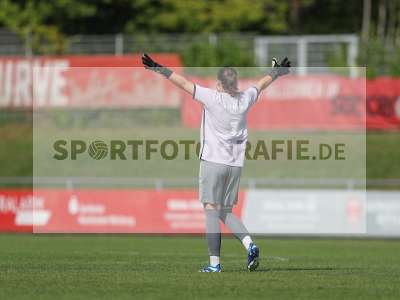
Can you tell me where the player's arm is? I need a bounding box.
[168,73,194,95]
[141,53,194,95]
[255,57,291,93]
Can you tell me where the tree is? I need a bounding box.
[359,0,400,77]
[129,0,289,33]
[288,0,315,33]
[0,0,95,54]
[377,0,387,39]
[361,0,371,42]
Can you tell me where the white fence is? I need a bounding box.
[0,177,399,190]
[254,34,359,77]
[0,30,359,71]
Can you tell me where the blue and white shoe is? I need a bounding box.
[199,264,222,273]
[247,243,260,271]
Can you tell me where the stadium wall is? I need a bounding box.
[183,76,400,130]
[1,55,399,130]
[0,55,182,108]
[1,188,399,237]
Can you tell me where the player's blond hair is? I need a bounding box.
[218,67,239,97]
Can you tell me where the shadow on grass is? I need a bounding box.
[224,267,353,273]
[260,266,364,272]
[264,267,338,272]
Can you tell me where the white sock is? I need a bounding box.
[210,256,220,267]
[241,235,253,250]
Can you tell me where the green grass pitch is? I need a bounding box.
[1,124,400,184]
[1,235,399,299]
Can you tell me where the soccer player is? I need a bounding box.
[142,54,291,272]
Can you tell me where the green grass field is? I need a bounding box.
[0,116,400,189]
[1,122,399,186]
[0,235,399,300]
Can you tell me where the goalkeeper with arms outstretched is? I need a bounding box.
[142,54,291,272]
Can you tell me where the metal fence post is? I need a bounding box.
[348,36,359,78]
[66,177,74,191]
[297,37,307,76]
[155,179,163,191]
[25,30,33,57]
[254,38,268,67]
[115,34,124,56]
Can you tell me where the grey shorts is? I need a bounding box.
[199,160,242,207]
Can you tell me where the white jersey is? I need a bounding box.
[193,84,259,167]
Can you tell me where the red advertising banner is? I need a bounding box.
[0,54,182,108]
[182,76,400,130]
[0,189,244,233]
[0,189,34,232]
[2,188,399,236]
[366,77,400,130]
[1,55,399,130]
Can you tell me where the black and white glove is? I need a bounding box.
[269,57,291,80]
[141,53,173,78]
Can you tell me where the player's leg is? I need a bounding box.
[221,165,260,271]
[220,165,252,248]
[198,160,226,272]
[219,206,252,249]
[202,203,222,272]
[219,207,259,271]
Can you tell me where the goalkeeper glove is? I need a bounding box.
[141,53,173,78]
[269,57,291,80]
